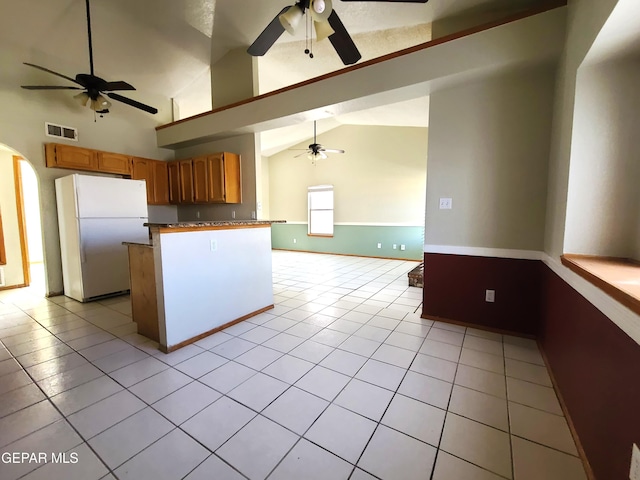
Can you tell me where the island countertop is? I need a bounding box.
[145,220,285,229]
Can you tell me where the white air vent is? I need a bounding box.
[0,267,5,287]
[45,122,78,141]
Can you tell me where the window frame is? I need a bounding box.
[307,185,334,237]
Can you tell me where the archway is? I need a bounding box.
[0,144,46,295]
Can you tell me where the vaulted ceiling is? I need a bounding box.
[1,0,546,154]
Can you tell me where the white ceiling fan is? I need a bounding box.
[294,121,345,165]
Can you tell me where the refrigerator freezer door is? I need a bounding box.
[74,174,148,218]
[77,218,149,300]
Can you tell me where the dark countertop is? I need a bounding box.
[145,220,286,228]
[123,241,153,248]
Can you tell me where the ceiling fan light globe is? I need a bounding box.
[311,0,332,22]
[279,7,303,35]
[314,20,334,41]
[74,91,90,106]
[311,0,332,21]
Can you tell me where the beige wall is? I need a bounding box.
[425,65,555,250]
[260,156,270,220]
[0,152,24,287]
[211,48,257,109]
[268,124,428,225]
[543,0,619,257]
[564,59,640,258]
[0,77,173,294]
[175,133,259,221]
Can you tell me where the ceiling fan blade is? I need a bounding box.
[340,0,428,2]
[247,6,290,56]
[327,11,362,65]
[102,81,136,91]
[106,92,158,114]
[322,148,345,154]
[21,85,83,90]
[294,150,312,158]
[23,63,82,86]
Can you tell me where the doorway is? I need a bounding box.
[0,145,45,294]
[14,156,46,293]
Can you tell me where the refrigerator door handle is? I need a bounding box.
[78,229,86,264]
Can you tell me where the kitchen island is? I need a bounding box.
[125,220,283,352]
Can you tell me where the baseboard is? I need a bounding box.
[420,312,537,339]
[272,248,420,262]
[0,283,27,291]
[160,304,275,353]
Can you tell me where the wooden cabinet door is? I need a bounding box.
[51,144,97,170]
[207,154,225,202]
[179,159,194,204]
[192,156,209,203]
[223,152,242,204]
[131,158,154,204]
[168,161,181,204]
[97,151,131,175]
[153,161,170,205]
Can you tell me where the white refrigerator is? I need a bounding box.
[56,174,149,302]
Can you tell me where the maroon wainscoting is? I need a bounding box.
[540,267,640,480]
[422,253,543,335]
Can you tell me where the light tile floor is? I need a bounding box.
[0,251,588,480]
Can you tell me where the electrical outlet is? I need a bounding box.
[293,238,297,244]
[400,244,406,251]
[232,211,236,219]
[196,211,200,219]
[210,240,217,252]
[377,243,382,249]
[630,444,640,480]
[439,197,453,209]
[393,244,397,249]
[485,289,495,302]
[251,211,256,219]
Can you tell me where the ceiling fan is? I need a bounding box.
[248,0,429,66]
[20,0,157,115]
[294,121,345,165]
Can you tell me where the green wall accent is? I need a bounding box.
[272,224,424,260]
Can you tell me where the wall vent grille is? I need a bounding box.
[45,122,78,141]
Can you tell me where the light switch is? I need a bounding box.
[210,240,217,252]
[439,198,452,209]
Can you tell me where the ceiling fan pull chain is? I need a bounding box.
[304,10,313,59]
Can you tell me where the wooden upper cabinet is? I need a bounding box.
[46,144,97,171]
[131,157,154,204]
[179,160,194,204]
[192,156,209,203]
[97,151,131,175]
[207,152,241,204]
[168,161,181,205]
[153,161,170,205]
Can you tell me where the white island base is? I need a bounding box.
[126,222,276,352]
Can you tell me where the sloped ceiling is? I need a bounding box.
[1,0,545,153]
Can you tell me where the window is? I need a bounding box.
[308,185,334,236]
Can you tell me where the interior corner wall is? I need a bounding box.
[0,153,24,287]
[211,48,255,109]
[543,0,619,258]
[564,59,640,258]
[268,124,427,260]
[260,156,270,220]
[425,65,555,251]
[174,133,259,222]
[538,1,640,478]
[0,79,173,295]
